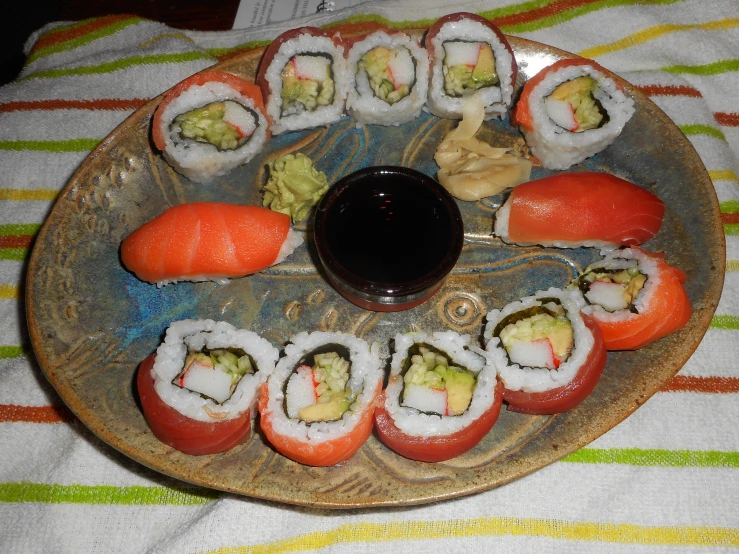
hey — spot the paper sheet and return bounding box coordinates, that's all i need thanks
[232,0,367,29]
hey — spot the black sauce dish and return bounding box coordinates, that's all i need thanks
[313,166,464,312]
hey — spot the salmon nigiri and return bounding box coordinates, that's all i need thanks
[575,247,691,350]
[121,202,303,287]
[494,172,664,248]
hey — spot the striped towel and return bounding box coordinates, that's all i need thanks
[1,0,738,552]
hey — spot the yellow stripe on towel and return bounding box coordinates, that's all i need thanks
[580,18,739,58]
[203,518,739,553]
[0,189,58,201]
[0,285,19,300]
[709,170,739,184]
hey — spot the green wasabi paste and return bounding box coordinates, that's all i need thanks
[262,153,329,222]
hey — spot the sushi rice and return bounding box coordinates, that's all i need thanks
[520,63,635,170]
[345,31,429,126]
[578,247,664,322]
[151,319,279,422]
[262,331,383,443]
[484,287,593,393]
[261,31,350,134]
[383,330,498,438]
[427,18,515,119]
[155,81,269,184]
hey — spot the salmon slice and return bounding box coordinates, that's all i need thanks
[496,172,664,248]
[121,202,297,286]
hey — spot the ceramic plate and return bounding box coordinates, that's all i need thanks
[26,33,724,508]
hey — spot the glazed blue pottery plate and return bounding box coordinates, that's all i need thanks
[25,34,724,508]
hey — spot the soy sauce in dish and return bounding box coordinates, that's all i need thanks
[323,172,456,286]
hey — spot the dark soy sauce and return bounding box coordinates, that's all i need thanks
[325,175,454,285]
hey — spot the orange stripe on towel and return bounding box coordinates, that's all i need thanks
[662,376,739,394]
[0,236,33,248]
[0,98,148,113]
[723,213,739,224]
[715,112,739,126]
[33,15,133,51]
[634,84,703,98]
[0,404,74,424]
[491,0,601,28]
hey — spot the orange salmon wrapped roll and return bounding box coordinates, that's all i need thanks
[512,58,634,169]
[152,71,269,184]
[137,319,279,456]
[258,332,383,466]
[121,202,303,287]
[574,247,692,350]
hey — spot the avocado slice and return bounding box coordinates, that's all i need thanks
[442,366,476,416]
[471,44,498,86]
[298,395,351,422]
[174,101,245,150]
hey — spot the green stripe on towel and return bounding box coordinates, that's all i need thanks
[27,18,145,64]
[0,224,40,236]
[663,58,739,75]
[0,249,27,261]
[0,482,218,505]
[563,448,739,467]
[492,0,684,34]
[21,52,214,80]
[679,124,727,141]
[711,315,739,329]
[725,224,739,236]
[721,200,739,213]
[0,346,26,359]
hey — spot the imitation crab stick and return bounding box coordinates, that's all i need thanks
[120,202,302,287]
[494,172,664,248]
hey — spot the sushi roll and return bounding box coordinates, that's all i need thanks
[256,27,349,135]
[120,202,304,287]
[344,30,429,126]
[484,288,607,415]
[136,319,279,455]
[425,12,517,120]
[258,332,383,466]
[152,70,270,184]
[512,59,635,170]
[574,247,691,350]
[493,172,664,249]
[374,331,503,462]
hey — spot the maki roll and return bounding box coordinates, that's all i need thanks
[136,320,279,455]
[374,331,503,463]
[493,172,664,249]
[574,247,691,350]
[425,12,517,120]
[344,30,429,126]
[484,288,607,415]
[258,332,383,466]
[257,27,349,134]
[513,59,635,169]
[121,202,303,287]
[152,70,269,184]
